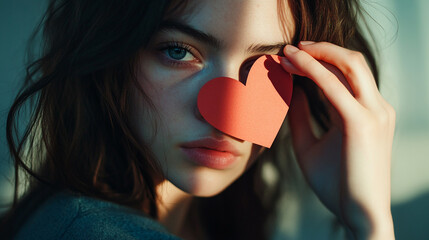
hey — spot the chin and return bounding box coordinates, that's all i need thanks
[188,184,228,197]
[171,168,241,197]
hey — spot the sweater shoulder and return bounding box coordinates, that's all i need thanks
[15,191,181,240]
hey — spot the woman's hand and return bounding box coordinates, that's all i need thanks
[280,42,396,239]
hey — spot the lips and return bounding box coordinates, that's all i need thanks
[180,138,241,169]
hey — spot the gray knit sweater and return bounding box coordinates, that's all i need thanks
[15,191,182,240]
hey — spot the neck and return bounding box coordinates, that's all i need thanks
[156,180,194,237]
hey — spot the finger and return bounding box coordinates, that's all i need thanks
[288,87,318,157]
[284,45,362,119]
[280,57,303,75]
[298,41,379,104]
[320,61,353,96]
[281,56,354,96]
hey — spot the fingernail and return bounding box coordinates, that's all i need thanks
[285,45,299,55]
[300,41,315,45]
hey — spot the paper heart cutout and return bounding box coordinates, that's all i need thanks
[197,55,293,148]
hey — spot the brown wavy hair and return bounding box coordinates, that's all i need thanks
[1,0,379,239]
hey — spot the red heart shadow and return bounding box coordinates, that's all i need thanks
[197,55,293,148]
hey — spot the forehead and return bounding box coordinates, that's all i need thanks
[169,0,294,49]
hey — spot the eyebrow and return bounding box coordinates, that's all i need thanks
[246,43,287,55]
[160,20,223,49]
[159,19,288,55]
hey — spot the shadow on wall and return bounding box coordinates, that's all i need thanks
[392,191,429,240]
[271,176,429,240]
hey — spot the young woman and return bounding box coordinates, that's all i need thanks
[1,0,396,239]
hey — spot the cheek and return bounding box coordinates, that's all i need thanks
[134,62,179,117]
[133,56,196,138]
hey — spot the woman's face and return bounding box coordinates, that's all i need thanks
[131,0,294,196]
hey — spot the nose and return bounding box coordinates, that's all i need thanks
[214,60,240,81]
[209,58,254,84]
[194,58,255,122]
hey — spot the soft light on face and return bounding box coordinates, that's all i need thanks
[130,0,294,197]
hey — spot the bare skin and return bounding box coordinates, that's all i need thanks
[132,0,396,239]
[133,0,291,238]
[282,42,396,239]
[156,43,397,240]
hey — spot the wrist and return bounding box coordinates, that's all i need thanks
[345,212,395,240]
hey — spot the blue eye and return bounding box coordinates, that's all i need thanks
[167,47,187,60]
[162,43,198,62]
[157,41,202,68]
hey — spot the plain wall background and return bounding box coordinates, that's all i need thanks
[0,0,47,203]
[1,0,428,239]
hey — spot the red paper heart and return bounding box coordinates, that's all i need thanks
[197,55,293,148]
